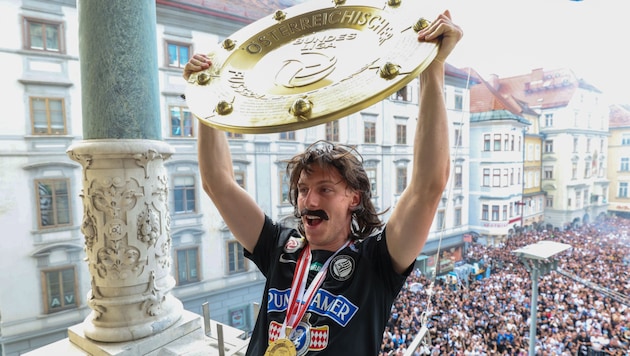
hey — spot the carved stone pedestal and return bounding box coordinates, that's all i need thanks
[67,139,182,343]
[67,310,207,356]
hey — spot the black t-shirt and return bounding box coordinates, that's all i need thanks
[576,333,591,356]
[244,216,411,355]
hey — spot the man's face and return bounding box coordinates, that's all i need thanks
[297,164,359,251]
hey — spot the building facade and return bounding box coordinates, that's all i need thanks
[522,127,546,231]
[494,68,610,229]
[607,104,630,218]
[468,113,530,245]
[468,74,533,245]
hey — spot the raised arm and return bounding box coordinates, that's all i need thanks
[385,10,463,274]
[184,54,264,253]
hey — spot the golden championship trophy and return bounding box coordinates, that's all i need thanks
[185,0,439,134]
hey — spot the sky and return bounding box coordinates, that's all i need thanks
[415,0,629,104]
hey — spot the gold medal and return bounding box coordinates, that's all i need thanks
[264,338,297,356]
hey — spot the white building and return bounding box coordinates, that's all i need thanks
[499,68,610,229]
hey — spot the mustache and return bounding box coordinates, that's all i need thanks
[299,209,329,221]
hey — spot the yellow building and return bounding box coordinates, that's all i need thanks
[522,115,546,230]
[607,104,630,218]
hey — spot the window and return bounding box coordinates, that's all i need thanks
[454,129,462,147]
[226,132,244,139]
[502,205,507,221]
[234,168,246,189]
[573,137,579,153]
[482,205,489,220]
[544,140,554,153]
[492,169,501,187]
[503,169,509,187]
[491,205,499,221]
[173,175,196,214]
[483,134,491,151]
[584,163,591,179]
[621,157,629,172]
[543,166,553,180]
[279,168,290,204]
[279,131,296,140]
[510,168,514,185]
[584,189,589,205]
[43,267,77,313]
[454,208,462,227]
[436,210,445,231]
[454,90,463,110]
[525,172,531,188]
[25,18,62,52]
[170,106,193,137]
[619,182,628,198]
[454,165,462,188]
[396,166,407,194]
[176,248,199,285]
[544,113,554,127]
[493,134,501,151]
[546,196,553,208]
[31,97,66,135]
[504,134,510,151]
[622,134,630,146]
[36,179,71,229]
[325,121,339,142]
[364,122,376,144]
[166,42,190,68]
[366,167,377,197]
[482,168,490,187]
[396,124,407,145]
[227,240,246,274]
[586,138,591,153]
[394,87,409,101]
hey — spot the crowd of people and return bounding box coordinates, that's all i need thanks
[380,216,630,355]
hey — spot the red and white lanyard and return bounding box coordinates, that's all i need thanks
[279,240,351,339]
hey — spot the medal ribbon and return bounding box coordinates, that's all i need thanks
[279,240,351,339]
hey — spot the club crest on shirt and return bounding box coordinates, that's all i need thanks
[330,255,355,281]
[284,235,305,253]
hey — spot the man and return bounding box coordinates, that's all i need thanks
[184,10,462,355]
[576,329,592,356]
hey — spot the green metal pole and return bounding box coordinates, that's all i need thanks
[78,0,161,140]
[529,263,539,356]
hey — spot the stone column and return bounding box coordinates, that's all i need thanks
[67,0,182,343]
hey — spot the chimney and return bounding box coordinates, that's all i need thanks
[488,74,500,90]
[531,68,544,81]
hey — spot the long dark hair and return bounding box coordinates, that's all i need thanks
[285,140,385,240]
